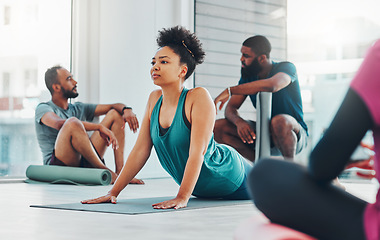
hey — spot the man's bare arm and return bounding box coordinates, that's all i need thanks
[94,103,126,116]
[230,72,291,96]
[224,94,247,126]
[94,103,139,132]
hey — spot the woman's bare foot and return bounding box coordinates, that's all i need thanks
[110,171,118,184]
[129,178,145,184]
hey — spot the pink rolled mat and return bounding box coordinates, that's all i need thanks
[234,213,316,240]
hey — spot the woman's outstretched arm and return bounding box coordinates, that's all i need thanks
[82,91,161,204]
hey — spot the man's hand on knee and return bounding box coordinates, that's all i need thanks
[236,120,256,144]
[98,125,119,150]
[122,108,139,133]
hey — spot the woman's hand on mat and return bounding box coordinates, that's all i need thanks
[98,125,119,150]
[81,193,117,204]
[152,197,189,210]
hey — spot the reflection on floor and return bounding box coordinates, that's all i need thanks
[0,177,377,240]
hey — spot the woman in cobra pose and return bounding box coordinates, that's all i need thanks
[82,26,252,209]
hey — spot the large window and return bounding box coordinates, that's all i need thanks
[0,0,71,177]
[288,0,380,145]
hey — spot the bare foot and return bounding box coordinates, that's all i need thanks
[333,178,346,191]
[110,172,118,184]
[129,178,145,184]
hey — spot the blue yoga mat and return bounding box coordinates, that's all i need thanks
[30,196,252,215]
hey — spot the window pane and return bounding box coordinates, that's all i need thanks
[288,0,380,146]
[0,0,71,177]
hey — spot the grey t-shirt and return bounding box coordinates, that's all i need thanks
[35,101,97,164]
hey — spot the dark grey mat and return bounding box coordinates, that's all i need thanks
[30,196,252,215]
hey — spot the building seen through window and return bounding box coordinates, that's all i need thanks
[0,0,71,176]
[288,0,380,145]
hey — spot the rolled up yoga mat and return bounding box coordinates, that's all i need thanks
[26,165,111,185]
[234,214,316,240]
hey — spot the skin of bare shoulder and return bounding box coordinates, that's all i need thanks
[146,89,163,118]
[187,87,215,110]
[187,86,211,98]
[186,87,215,122]
[186,87,216,143]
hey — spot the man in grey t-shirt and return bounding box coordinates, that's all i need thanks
[35,65,143,184]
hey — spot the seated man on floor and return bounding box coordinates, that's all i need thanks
[214,35,308,162]
[35,65,143,184]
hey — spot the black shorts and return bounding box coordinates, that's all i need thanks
[48,149,104,168]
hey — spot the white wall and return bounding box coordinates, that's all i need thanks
[195,0,287,120]
[71,0,194,178]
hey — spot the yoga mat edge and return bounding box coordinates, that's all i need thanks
[30,196,252,215]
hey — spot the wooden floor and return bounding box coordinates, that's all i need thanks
[0,177,377,240]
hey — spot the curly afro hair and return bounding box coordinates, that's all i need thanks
[156,26,205,80]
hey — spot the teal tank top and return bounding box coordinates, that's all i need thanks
[150,88,246,197]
